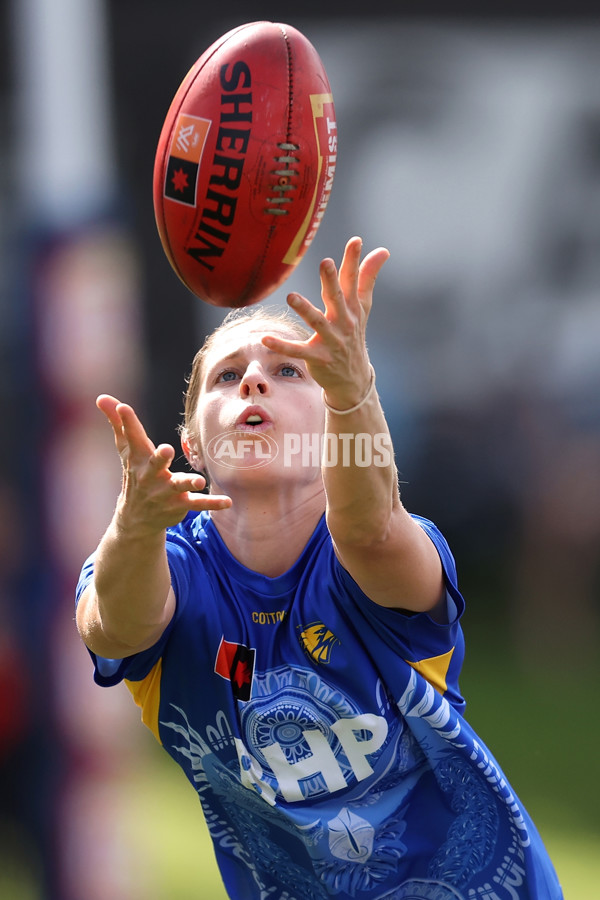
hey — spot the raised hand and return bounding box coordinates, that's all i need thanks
[97,394,232,535]
[261,236,389,409]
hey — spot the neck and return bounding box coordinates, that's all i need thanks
[209,480,326,577]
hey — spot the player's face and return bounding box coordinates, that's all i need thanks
[188,324,324,483]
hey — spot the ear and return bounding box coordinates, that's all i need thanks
[181,431,204,473]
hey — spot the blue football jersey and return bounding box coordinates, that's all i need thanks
[76,512,563,900]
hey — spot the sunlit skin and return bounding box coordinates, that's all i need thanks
[180,330,328,576]
[188,332,326,486]
[77,237,445,662]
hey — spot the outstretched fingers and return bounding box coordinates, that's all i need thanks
[189,492,233,511]
[261,293,330,362]
[96,394,156,466]
[262,238,390,379]
[96,395,233,528]
[116,402,157,464]
[96,394,127,454]
[357,246,390,302]
[337,236,363,308]
[320,237,389,322]
[169,468,232,511]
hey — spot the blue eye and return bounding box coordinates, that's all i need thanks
[219,371,238,382]
[280,365,300,377]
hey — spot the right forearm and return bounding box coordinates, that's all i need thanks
[77,395,231,658]
[78,515,174,657]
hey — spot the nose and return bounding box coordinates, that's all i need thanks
[239,361,269,397]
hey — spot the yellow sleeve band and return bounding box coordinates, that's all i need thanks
[125,658,163,744]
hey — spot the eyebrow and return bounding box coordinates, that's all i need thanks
[217,346,279,364]
[204,344,283,380]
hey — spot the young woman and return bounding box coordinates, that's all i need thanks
[76,237,563,900]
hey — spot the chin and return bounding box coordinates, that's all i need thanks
[208,457,322,492]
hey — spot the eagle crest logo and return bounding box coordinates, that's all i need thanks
[298,622,340,664]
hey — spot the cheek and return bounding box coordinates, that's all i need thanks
[305,393,326,430]
[196,394,225,444]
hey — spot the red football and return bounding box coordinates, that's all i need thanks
[153,21,337,308]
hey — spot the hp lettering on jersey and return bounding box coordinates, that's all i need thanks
[234,713,388,804]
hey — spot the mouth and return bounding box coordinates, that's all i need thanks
[235,406,272,432]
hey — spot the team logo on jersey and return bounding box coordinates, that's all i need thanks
[298,622,340,665]
[214,637,255,701]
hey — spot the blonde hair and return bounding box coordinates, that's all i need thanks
[181,305,311,438]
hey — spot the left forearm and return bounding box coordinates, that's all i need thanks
[322,376,399,545]
[322,381,444,613]
[263,235,443,611]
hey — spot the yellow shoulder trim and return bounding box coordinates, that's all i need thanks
[124,659,163,744]
[405,647,455,697]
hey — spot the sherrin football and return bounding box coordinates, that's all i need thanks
[153,21,337,308]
